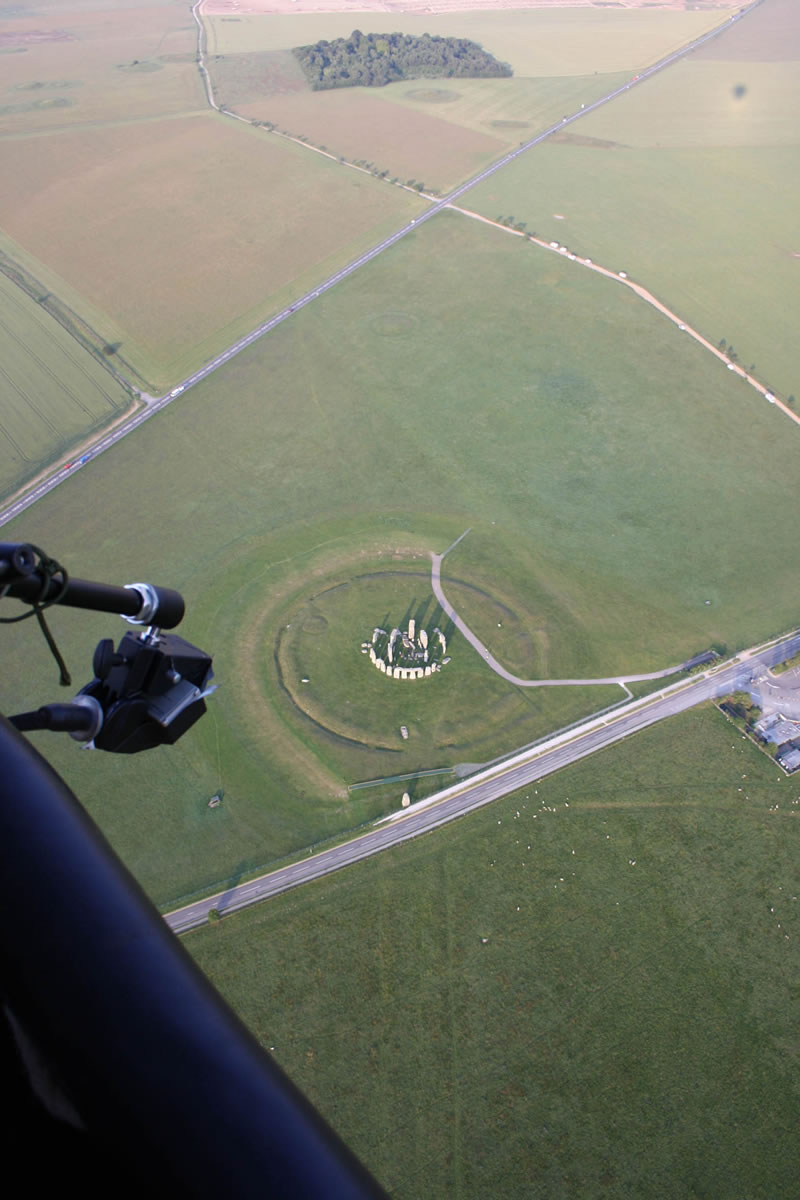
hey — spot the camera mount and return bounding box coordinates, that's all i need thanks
[1,542,215,753]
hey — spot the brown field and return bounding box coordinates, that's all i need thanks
[0,0,203,134]
[206,0,730,13]
[241,87,506,189]
[693,0,800,59]
[0,111,423,378]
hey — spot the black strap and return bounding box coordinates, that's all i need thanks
[0,544,72,686]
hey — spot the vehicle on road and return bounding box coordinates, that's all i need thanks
[170,386,184,398]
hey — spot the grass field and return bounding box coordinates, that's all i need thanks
[466,2,800,398]
[3,210,800,905]
[187,705,800,1198]
[0,270,131,497]
[0,111,424,387]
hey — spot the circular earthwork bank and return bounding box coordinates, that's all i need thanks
[370,311,419,338]
[269,565,537,755]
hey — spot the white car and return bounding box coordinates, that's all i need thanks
[170,386,184,397]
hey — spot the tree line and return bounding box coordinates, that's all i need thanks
[293,30,512,91]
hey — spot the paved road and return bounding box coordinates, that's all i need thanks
[431,531,703,687]
[165,627,799,934]
[0,3,756,531]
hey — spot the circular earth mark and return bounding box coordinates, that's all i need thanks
[406,87,460,103]
[302,613,329,634]
[370,311,419,338]
[275,569,534,752]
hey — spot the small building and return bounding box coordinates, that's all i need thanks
[777,743,800,773]
[755,713,800,746]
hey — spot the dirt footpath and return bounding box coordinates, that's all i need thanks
[204,0,732,17]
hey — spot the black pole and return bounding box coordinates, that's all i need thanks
[0,716,387,1198]
[1,560,185,630]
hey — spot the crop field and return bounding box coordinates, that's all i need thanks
[205,5,729,186]
[693,0,799,60]
[0,0,204,134]
[3,209,800,905]
[205,8,728,72]
[241,86,508,192]
[0,111,424,387]
[466,4,800,397]
[188,705,800,1199]
[0,271,130,498]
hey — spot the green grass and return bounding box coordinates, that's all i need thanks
[3,210,800,905]
[561,59,800,149]
[0,270,131,497]
[465,50,800,399]
[260,553,623,789]
[186,705,800,1199]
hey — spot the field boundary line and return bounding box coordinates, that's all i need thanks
[449,204,800,429]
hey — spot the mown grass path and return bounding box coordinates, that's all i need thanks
[431,530,702,688]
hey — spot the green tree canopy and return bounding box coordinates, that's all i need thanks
[293,30,512,91]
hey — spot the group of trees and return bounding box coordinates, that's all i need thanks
[293,30,512,91]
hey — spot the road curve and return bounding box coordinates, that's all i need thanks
[431,534,701,687]
[0,3,756,531]
[165,628,800,934]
